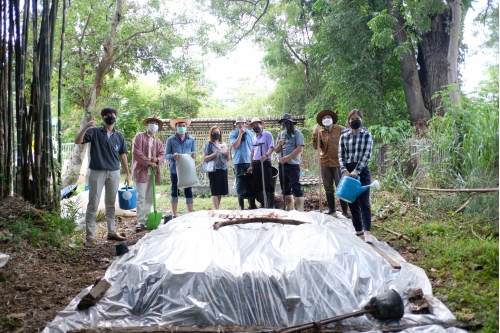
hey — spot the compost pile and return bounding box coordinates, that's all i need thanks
[44,210,457,332]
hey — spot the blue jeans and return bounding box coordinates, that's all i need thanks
[278,163,303,197]
[170,173,193,204]
[234,163,250,197]
[345,163,371,232]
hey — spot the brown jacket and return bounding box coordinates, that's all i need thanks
[132,131,165,184]
[311,125,345,167]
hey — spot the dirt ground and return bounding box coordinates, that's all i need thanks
[0,194,413,332]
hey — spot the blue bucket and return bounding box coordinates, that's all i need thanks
[118,185,137,210]
[336,176,362,203]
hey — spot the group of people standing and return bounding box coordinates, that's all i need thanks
[76,107,375,246]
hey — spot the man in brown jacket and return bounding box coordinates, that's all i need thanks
[312,110,351,218]
[132,115,165,231]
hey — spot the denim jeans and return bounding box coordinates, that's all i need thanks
[170,173,193,204]
[345,163,371,232]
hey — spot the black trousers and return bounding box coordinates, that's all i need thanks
[278,163,303,197]
[252,160,274,193]
[345,163,371,232]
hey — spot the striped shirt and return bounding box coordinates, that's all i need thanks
[338,127,373,173]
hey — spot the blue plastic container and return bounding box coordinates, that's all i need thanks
[336,176,364,203]
[118,185,137,210]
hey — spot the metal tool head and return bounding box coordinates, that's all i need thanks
[253,142,265,147]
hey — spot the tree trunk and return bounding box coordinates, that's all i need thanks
[61,0,123,187]
[390,4,431,125]
[417,12,451,117]
[446,0,462,105]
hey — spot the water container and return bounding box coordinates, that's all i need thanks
[118,185,137,210]
[336,176,362,203]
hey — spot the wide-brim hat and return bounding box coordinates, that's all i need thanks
[234,115,247,125]
[170,117,191,130]
[316,110,338,126]
[143,115,164,131]
[249,117,263,125]
[278,113,297,124]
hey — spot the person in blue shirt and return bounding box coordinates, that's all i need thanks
[165,117,196,217]
[229,115,256,210]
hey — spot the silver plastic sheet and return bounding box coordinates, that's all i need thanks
[44,210,458,332]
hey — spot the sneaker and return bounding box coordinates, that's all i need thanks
[107,233,126,241]
[364,234,374,244]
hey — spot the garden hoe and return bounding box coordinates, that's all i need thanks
[253,142,267,208]
[146,166,162,229]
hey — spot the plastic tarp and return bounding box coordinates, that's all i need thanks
[44,210,463,332]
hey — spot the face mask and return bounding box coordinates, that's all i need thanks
[253,126,261,133]
[177,127,187,135]
[104,116,116,125]
[211,133,220,140]
[350,119,362,129]
[148,123,158,133]
[280,123,287,130]
[322,118,333,127]
[238,125,243,129]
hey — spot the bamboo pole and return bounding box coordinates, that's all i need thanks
[317,128,322,212]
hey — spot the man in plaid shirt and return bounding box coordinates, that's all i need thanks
[339,109,374,243]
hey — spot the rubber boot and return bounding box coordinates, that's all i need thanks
[284,195,294,211]
[324,193,337,217]
[266,192,275,209]
[294,196,305,212]
[238,197,245,210]
[340,199,351,218]
[248,197,257,210]
[256,192,265,208]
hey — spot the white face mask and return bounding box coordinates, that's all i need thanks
[148,123,158,133]
[322,118,333,126]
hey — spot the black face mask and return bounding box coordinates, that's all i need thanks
[211,133,220,140]
[104,116,116,125]
[350,119,362,129]
[253,126,261,133]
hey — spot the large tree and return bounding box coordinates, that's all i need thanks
[61,0,208,186]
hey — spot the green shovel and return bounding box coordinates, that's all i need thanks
[147,166,162,229]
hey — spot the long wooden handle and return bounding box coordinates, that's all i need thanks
[317,130,322,212]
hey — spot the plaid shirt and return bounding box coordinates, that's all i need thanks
[338,127,373,173]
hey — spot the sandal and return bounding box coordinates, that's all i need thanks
[355,231,364,237]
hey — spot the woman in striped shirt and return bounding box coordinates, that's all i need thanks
[339,109,374,244]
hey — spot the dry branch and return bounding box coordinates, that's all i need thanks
[214,218,307,230]
[415,187,498,193]
[455,196,474,213]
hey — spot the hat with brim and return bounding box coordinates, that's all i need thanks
[170,117,191,130]
[234,115,247,125]
[249,117,263,126]
[316,110,338,126]
[278,113,297,124]
[143,115,164,131]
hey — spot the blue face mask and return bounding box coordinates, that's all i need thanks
[177,127,187,135]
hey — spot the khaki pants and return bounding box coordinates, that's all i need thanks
[321,166,342,194]
[85,169,120,239]
[135,174,154,224]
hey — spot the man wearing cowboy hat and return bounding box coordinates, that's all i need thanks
[274,113,305,211]
[230,115,257,210]
[132,115,165,231]
[247,117,275,208]
[312,110,351,218]
[165,117,196,217]
[75,106,129,246]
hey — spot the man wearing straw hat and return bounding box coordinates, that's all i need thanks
[312,110,351,218]
[247,117,275,208]
[230,115,257,210]
[132,115,165,232]
[165,117,196,217]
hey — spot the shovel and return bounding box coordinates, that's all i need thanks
[253,142,267,208]
[146,166,162,230]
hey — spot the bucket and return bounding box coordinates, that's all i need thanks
[118,185,137,210]
[238,173,256,199]
[336,176,361,203]
[271,166,279,189]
